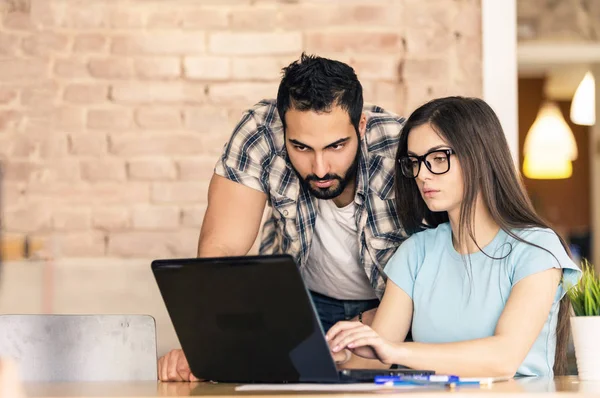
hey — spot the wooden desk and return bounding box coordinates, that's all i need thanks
[22,377,600,398]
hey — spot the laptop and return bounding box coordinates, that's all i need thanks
[151,254,434,383]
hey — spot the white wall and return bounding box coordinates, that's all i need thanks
[482,0,518,161]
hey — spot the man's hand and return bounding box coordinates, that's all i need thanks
[0,359,24,398]
[351,307,377,326]
[158,349,200,382]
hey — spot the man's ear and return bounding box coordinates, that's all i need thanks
[358,113,367,139]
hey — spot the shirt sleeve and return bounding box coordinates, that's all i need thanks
[214,111,272,193]
[510,229,582,297]
[383,234,423,299]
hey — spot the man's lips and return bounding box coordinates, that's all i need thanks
[313,180,334,188]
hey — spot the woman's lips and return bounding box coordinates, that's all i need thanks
[423,189,439,198]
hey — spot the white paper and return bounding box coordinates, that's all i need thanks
[459,376,511,384]
[235,383,418,392]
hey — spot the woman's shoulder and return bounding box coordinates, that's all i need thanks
[384,224,451,284]
[504,226,580,282]
[412,222,451,242]
[395,223,451,257]
[507,227,564,249]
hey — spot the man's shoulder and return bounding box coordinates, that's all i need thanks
[363,103,405,121]
[217,100,287,194]
[229,99,284,153]
[363,104,405,159]
[242,99,282,129]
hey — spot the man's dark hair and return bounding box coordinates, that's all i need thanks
[276,53,363,133]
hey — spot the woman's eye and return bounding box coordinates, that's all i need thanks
[434,156,447,163]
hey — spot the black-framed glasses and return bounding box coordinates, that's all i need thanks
[399,148,456,179]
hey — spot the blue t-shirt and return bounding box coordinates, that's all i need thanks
[384,222,581,377]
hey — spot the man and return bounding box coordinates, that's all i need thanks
[0,361,23,398]
[158,53,407,381]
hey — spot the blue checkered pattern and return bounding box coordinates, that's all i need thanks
[215,99,407,298]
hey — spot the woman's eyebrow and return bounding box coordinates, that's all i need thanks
[407,145,449,156]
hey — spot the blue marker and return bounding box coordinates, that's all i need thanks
[375,375,480,387]
[447,380,481,387]
[375,375,459,384]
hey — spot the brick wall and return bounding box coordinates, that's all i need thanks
[518,0,600,41]
[0,0,482,259]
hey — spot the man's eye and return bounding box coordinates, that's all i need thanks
[294,145,309,152]
[330,144,345,150]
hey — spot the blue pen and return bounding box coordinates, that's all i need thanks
[376,379,438,387]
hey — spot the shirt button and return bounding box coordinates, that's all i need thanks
[283,210,289,216]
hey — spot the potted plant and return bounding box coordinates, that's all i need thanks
[567,259,600,381]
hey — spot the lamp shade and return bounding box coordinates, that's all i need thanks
[522,102,578,180]
[523,152,572,179]
[523,102,578,160]
[570,71,595,126]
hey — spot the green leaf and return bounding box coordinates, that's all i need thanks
[571,300,584,317]
[567,259,600,316]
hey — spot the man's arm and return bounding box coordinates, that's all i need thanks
[198,174,267,257]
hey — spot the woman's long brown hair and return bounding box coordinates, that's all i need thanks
[394,96,571,375]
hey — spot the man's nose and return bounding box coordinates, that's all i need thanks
[312,154,330,178]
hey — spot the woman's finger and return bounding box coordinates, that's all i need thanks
[325,321,362,341]
[332,330,378,352]
[347,336,380,350]
[329,323,372,349]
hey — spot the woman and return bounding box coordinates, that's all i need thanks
[326,96,581,377]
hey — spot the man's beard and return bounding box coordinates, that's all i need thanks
[296,147,361,200]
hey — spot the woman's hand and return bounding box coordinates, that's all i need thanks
[325,321,402,365]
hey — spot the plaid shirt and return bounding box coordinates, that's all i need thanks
[214,99,407,298]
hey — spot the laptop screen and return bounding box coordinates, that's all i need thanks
[152,255,341,383]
